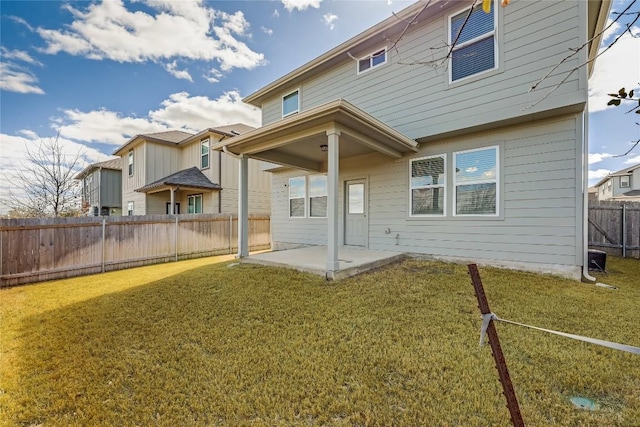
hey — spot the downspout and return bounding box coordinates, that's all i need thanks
[582,112,596,283]
[98,167,102,216]
[218,151,222,214]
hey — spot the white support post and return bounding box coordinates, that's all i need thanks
[170,187,175,215]
[238,155,249,258]
[326,129,340,273]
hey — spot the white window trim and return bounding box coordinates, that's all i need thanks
[188,194,204,214]
[288,176,306,218]
[127,201,134,216]
[309,175,328,218]
[448,0,498,84]
[356,47,388,75]
[201,138,210,170]
[453,145,499,217]
[409,154,447,217]
[620,175,630,188]
[282,88,300,118]
[128,150,134,177]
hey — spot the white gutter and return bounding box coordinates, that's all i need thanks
[222,145,241,160]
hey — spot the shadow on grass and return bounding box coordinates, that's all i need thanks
[4,258,640,426]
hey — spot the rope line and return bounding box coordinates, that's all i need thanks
[480,313,640,355]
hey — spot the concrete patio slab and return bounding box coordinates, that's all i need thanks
[241,245,405,280]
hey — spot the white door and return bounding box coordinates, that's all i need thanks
[344,179,367,246]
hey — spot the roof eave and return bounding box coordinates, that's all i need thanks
[242,1,436,107]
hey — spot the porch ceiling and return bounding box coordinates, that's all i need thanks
[215,99,418,172]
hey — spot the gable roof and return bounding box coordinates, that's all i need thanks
[243,0,611,107]
[75,157,122,179]
[594,163,640,187]
[113,125,255,156]
[135,167,221,193]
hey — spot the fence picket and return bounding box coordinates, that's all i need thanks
[0,213,270,287]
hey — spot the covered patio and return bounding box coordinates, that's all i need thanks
[215,99,418,279]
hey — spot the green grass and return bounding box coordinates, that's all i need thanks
[1,255,638,426]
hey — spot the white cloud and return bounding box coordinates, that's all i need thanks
[589,152,614,164]
[465,167,478,173]
[323,13,338,30]
[624,154,640,165]
[49,91,260,146]
[164,61,193,81]
[589,168,612,181]
[261,26,274,36]
[589,28,640,113]
[273,9,280,17]
[0,48,45,94]
[282,0,321,12]
[36,0,265,72]
[148,91,261,130]
[203,68,224,83]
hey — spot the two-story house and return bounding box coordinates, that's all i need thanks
[217,0,610,280]
[75,158,123,216]
[593,163,640,201]
[113,124,270,216]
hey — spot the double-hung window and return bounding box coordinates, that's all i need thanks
[282,89,300,117]
[128,150,134,176]
[620,176,630,188]
[201,139,210,169]
[454,146,498,215]
[410,155,446,216]
[309,175,327,218]
[358,48,387,74]
[188,194,203,214]
[127,201,134,216]
[289,177,306,217]
[449,1,497,82]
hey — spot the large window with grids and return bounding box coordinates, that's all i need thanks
[454,146,498,215]
[410,155,446,216]
[449,1,497,82]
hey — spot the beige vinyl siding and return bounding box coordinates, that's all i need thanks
[122,143,147,213]
[145,144,180,183]
[260,0,586,143]
[271,115,582,271]
[220,156,272,215]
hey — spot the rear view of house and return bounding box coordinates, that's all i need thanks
[113,124,271,216]
[219,0,611,279]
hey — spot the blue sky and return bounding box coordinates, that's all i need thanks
[1,0,639,213]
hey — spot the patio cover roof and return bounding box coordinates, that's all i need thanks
[135,167,221,194]
[213,99,418,169]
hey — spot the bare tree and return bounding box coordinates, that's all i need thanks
[6,133,85,218]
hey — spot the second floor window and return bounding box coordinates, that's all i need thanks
[449,1,497,82]
[282,89,299,117]
[128,150,134,176]
[357,48,387,74]
[620,176,630,188]
[201,138,210,169]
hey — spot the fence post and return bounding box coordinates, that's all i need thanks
[175,216,179,262]
[622,204,627,258]
[229,214,233,254]
[102,218,106,273]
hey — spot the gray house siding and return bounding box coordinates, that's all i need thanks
[100,168,122,207]
[271,114,582,274]
[261,0,586,143]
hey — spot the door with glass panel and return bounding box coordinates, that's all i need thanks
[344,179,367,246]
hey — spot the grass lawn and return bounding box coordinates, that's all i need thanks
[1,255,639,426]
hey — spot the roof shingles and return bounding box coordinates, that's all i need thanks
[136,167,221,193]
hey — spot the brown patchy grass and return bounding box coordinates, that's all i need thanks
[0,255,638,426]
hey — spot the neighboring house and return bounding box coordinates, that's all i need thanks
[217,0,611,280]
[593,163,640,201]
[112,124,270,216]
[75,158,123,216]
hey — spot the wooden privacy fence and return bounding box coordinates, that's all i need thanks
[588,201,640,259]
[0,214,270,287]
